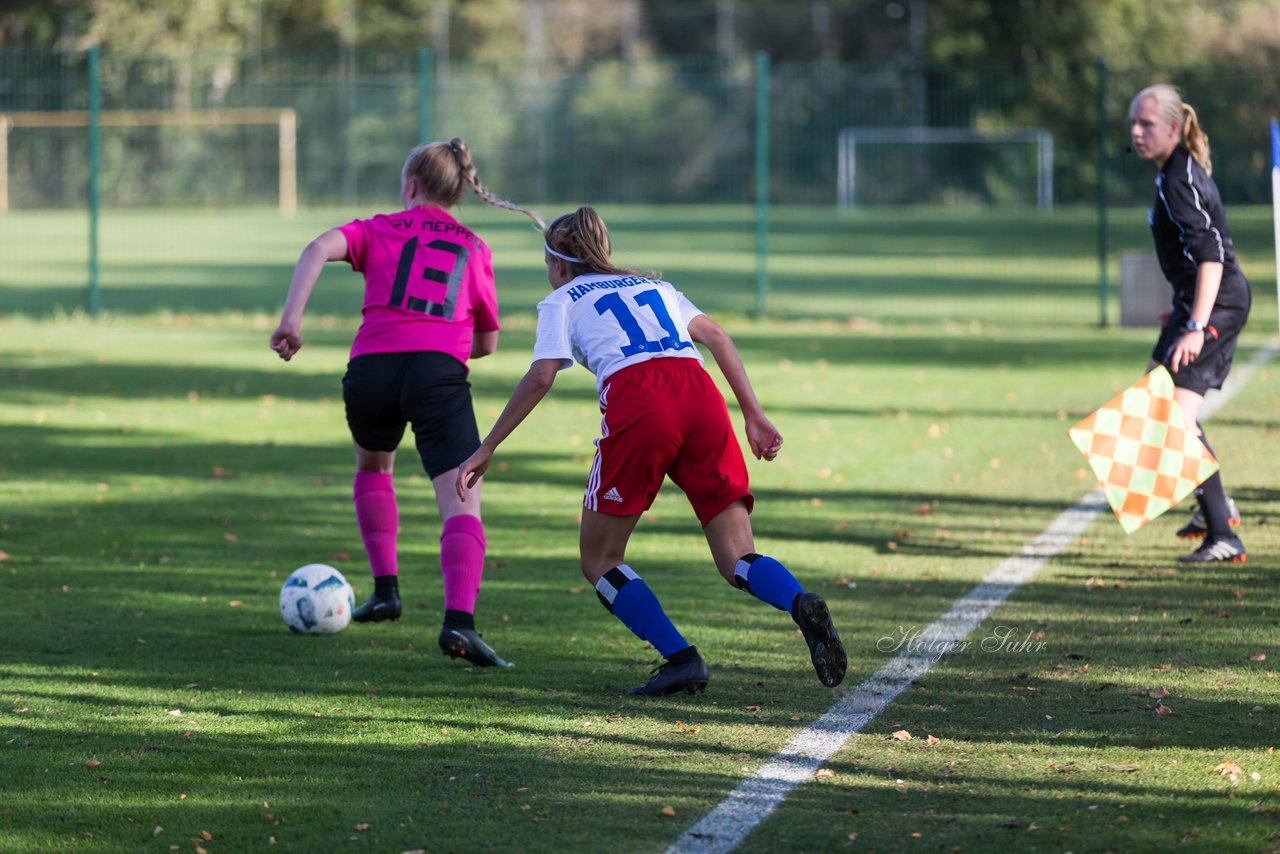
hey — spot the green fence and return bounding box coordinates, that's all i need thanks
[0,48,1276,324]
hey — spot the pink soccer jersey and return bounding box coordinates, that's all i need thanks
[339,206,498,365]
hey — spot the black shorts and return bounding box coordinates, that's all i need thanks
[342,351,481,479]
[1151,301,1250,396]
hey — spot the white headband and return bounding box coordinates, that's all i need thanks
[544,243,583,264]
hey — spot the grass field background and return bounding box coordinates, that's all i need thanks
[1,205,1279,852]
[2,204,1277,327]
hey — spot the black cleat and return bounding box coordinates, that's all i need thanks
[438,627,514,667]
[792,592,846,688]
[1175,496,1240,539]
[1177,535,1246,564]
[627,649,709,696]
[352,590,402,623]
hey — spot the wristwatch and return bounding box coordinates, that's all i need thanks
[1184,319,1207,333]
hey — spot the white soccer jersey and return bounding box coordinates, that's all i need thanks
[531,274,705,391]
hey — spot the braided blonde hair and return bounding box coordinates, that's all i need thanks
[402,137,545,228]
[1131,84,1212,174]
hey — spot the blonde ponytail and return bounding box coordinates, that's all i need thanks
[446,138,546,230]
[1180,104,1212,175]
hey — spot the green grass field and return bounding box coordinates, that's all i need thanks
[1,206,1279,852]
[2,204,1277,327]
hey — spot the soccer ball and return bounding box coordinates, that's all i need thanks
[279,564,355,635]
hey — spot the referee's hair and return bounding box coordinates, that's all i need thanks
[1131,84,1212,175]
[402,138,545,229]
[544,205,658,279]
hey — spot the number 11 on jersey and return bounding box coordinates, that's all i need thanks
[594,289,694,358]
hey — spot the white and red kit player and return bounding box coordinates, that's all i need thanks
[456,205,846,695]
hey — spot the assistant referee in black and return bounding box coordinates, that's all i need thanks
[1128,83,1250,564]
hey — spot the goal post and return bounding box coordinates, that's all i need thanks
[0,107,297,215]
[837,126,1053,212]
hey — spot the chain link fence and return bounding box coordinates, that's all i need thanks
[1,48,1276,323]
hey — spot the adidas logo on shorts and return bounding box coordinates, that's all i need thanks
[602,487,623,502]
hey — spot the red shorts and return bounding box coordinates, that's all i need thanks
[585,358,753,527]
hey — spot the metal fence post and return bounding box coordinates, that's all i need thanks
[1095,56,1108,328]
[87,44,101,317]
[754,51,769,318]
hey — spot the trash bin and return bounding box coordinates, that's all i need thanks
[1119,252,1170,327]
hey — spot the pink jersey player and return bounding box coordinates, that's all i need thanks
[271,137,541,668]
[456,205,847,696]
[342,204,498,365]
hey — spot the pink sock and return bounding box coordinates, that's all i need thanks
[353,471,398,578]
[440,514,486,614]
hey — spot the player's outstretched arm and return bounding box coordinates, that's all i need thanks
[687,314,783,461]
[270,228,348,361]
[456,359,562,500]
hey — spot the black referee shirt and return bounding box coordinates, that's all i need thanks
[1149,146,1250,312]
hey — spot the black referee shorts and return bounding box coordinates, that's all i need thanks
[342,351,481,479]
[1152,302,1250,396]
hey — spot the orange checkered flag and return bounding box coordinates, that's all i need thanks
[1068,366,1218,533]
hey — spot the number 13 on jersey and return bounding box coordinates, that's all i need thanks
[390,236,469,319]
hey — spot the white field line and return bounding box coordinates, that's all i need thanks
[668,339,1278,854]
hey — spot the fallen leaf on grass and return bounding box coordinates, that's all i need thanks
[197,831,213,841]
[1248,653,1266,662]
[1215,760,1243,784]
[1148,687,1171,698]
[1097,763,1140,773]
[1048,762,1081,773]
[661,806,676,817]
[84,758,101,769]
[925,735,941,746]
[815,768,836,779]
[891,730,912,741]
[1155,703,1175,716]
[354,823,369,831]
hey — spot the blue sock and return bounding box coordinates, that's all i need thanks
[733,553,803,612]
[594,565,689,658]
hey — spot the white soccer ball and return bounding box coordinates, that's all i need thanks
[279,564,355,635]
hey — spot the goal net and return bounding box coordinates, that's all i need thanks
[0,108,297,214]
[837,126,1053,211]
